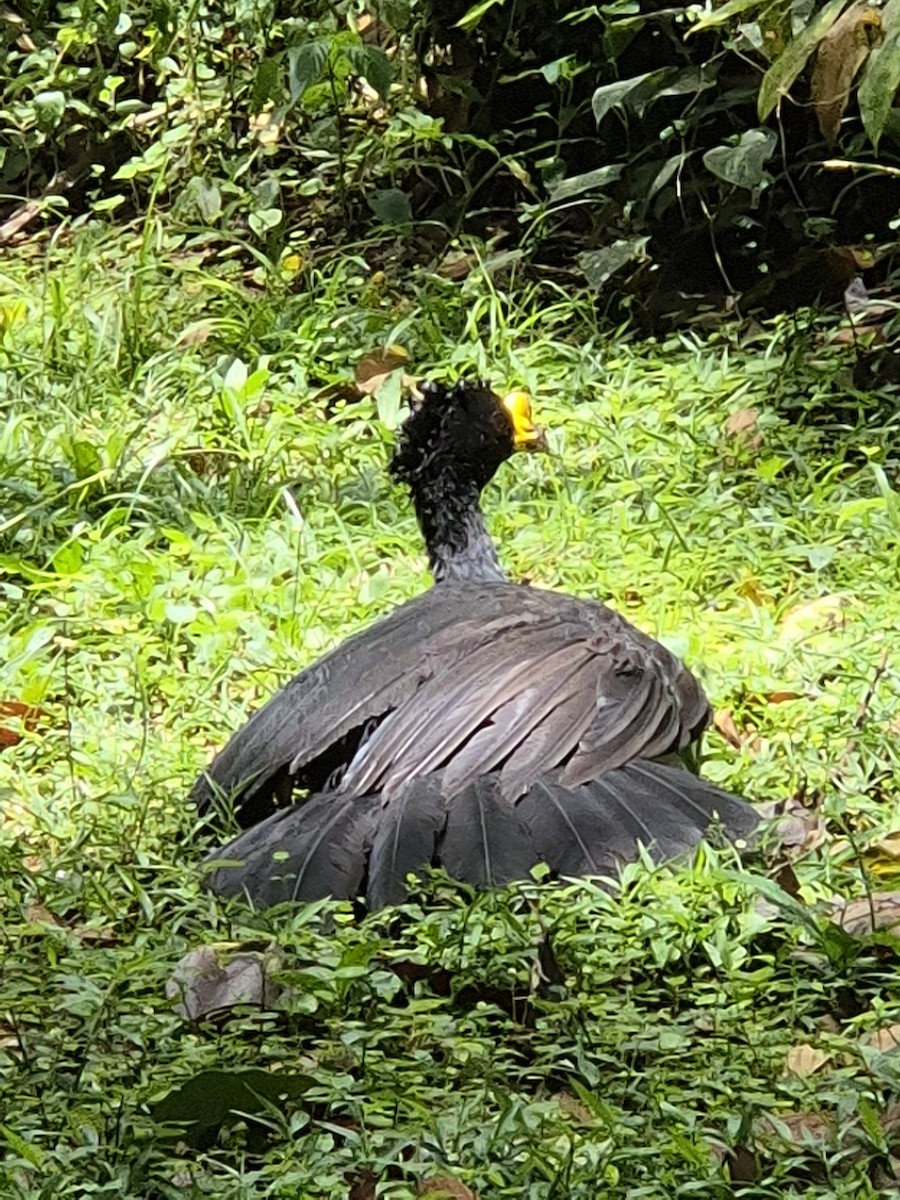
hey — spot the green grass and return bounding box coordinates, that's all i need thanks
[2,223,900,1197]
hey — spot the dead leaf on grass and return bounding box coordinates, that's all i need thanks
[418,1178,477,1200]
[354,345,409,396]
[756,796,827,855]
[0,699,49,749]
[867,1023,900,1053]
[832,892,900,937]
[784,1043,832,1077]
[166,943,284,1021]
[714,708,762,752]
[723,407,761,448]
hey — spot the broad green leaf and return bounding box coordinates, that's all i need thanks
[456,0,506,30]
[248,207,283,236]
[367,187,412,225]
[858,0,900,147]
[578,236,649,287]
[287,39,329,103]
[549,165,623,202]
[345,44,394,99]
[591,73,653,124]
[703,127,777,189]
[758,0,853,119]
[33,90,66,127]
[250,57,282,112]
[687,0,767,35]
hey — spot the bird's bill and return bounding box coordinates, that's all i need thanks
[502,390,547,451]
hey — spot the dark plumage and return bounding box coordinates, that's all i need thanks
[195,378,757,908]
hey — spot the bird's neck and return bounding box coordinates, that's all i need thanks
[409,466,506,584]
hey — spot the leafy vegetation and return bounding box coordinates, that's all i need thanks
[3,0,899,320]
[1,223,900,1195]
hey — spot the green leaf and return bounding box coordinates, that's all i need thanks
[195,179,221,222]
[687,0,769,36]
[288,40,329,103]
[578,236,649,287]
[248,207,283,236]
[33,90,66,127]
[549,165,623,202]
[591,73,654,125]
[758,0,852,119]
[367,188,412,225]
[858,0,900,148]
[456,0,506,30]
[346,44,394,99]
[703,128,777,190]
[250,57,282,112]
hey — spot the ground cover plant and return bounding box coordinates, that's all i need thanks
[1,224,900,1197]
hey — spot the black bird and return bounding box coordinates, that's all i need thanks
[194,379,757,908]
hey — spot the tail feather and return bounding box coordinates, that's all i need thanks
[439,777,541,888]
[202,793,377,907]
[519,760,757,879]
[366,779,449,910]
[202,761,757,910]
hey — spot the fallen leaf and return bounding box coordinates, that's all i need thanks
[166,943,285,1020]
[714,708,744,750]
[418,1179,476,1200]
[724,407,761,448]
[760,1110,833,1145]
[355,345,409,396]
[0,700,49,749]
[811,3,881,147]
[24,904,64,927]
[833,892,900,937]
[868,1024,900,1053]
[756,797,827,855]
[556,1091,593,1124]
[784,1043,831,1077]
[871,832,900,860]
[714,708,762,752]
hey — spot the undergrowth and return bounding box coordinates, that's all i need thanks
[1,223,900,1197]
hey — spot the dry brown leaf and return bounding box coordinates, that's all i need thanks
[811,3,882,147]
[418,1177,477,1200]
[166,943,284,1020]
[556,1091,593,1124]
[724,407,761,447]
[784,1043,831,1077]
[833,892,900,937]
[177,323,213,347]
[714,708,762,752]
[354,345,409,396]
[759,1110,833,1145]
[757,797,827,855]
[0,699,48,749]
[868,1024,900,1053]
[436,250,474,280]
[24,904,64,927]
[767,690,803,704]
[872,832,900,860]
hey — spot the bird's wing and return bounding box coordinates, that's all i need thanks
[192,580,711,820]
[338,585,710,802]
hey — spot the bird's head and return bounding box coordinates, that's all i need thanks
[389,378,545,492]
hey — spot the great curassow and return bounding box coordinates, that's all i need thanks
[193,379,757,908]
